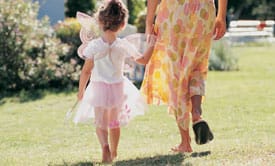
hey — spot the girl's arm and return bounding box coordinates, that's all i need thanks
[146,0,159,34]
[135,45,154,65]
[77,59,94,100]
[214,0,228,40]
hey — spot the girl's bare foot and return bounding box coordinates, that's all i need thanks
[102,144,112,163]
[111,151,117,161]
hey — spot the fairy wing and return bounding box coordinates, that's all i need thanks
[76,11,100,59]
[123,33,156,81]
[124,33,156,54]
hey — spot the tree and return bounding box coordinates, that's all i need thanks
[65,0,96,17]
[252,0,275,20]
[127,0,146,24]
[227,0,275,20]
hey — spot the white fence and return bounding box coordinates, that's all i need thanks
[225,20,275,42]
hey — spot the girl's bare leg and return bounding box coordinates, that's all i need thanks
[108,107,120,160]
[96,127,112,163]
[95,107,111,163]
[109,127,120,160]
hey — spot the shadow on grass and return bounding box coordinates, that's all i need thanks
[53,151,211,166]
[56,153,189,166]
[53,161,95,166]
[115,153,187,166]
[0,88,76,105]
[0,90,44,105]
[191,151,211,158]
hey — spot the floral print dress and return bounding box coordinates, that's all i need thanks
[141,0,216,130]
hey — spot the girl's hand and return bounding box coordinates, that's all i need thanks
[213,17,227,40]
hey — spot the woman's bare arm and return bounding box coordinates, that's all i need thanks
[146,0,159,34]
[214,0,228,40]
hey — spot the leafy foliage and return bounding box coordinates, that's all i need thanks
[227,0,275,20]
[0,0,78,92]
[54,18,83,79]
[135,14,146,33]
[65,0,96,17]
[209,40,238,71]
[127,0,146,24]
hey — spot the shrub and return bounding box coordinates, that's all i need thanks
[135,14,146,33]
[209,39,239,71]
[54,18,83,67]
[54,18,84,89]
[0,0,75,92]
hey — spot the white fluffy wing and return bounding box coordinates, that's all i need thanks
[76,11,99,58]
[123,33,156,81]
[124,33,156,54]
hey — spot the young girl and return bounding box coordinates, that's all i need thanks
[73,0,155,163]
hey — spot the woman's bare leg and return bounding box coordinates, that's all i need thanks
[172,125,193,153]
[191,95,202,122]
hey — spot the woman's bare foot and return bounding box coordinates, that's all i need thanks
[171,135,192,153]
[102,144,112,163]
[171,143,192,153]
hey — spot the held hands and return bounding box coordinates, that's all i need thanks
[213,17,227,40]
[146,24,157,36]
[77,91,84,101]
[146,24,157,46]
[134,24,157,65]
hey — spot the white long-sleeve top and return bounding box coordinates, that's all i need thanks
[82,37,142,83]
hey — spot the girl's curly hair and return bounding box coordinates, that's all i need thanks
[97,0,128,32]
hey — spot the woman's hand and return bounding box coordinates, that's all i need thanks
[146,24,157,44]
[214,0,228,40]
[213,17,227,40]
[146,24,154,35]
[77,91,84,101]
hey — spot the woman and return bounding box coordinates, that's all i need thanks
[141,0,227,152]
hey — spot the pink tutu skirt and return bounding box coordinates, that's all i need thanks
[73,77,147,129]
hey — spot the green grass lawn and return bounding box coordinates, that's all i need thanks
[1,45,275,166]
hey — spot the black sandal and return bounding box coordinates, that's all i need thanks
[192,120,214,145]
